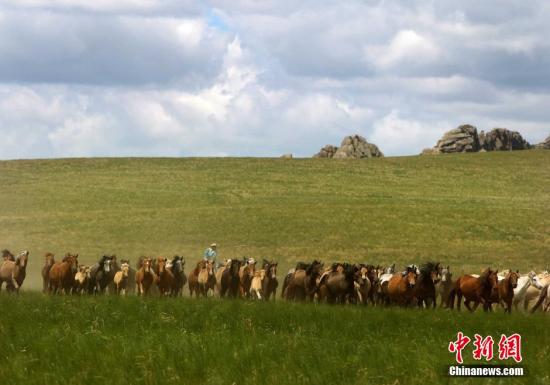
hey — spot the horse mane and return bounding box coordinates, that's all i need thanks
[2,249,15,261]
[479,268,494,287]
[419,262,438,275]
[306,261,321,275]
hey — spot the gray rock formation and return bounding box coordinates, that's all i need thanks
[479,128,531,151]
[314,145,338,158]
[314,135,383,159]
[432,124,481,154]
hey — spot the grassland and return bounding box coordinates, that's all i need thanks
[1,152,550,384]
[0,151,549,290]
[1,294,549,385]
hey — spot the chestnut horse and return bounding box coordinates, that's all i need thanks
[449,268,499,312]
[136,257,155,296]
[42,253,55,293]
[261,260,278,301]
[188,260,205,297]
[49,253,79,295]
[216,259,241,298]
[413,262,441,308]
[496,270,519,313]
[386,266,418,306]
[239,258,256,298]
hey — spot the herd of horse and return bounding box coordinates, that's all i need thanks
[1,249,550,313]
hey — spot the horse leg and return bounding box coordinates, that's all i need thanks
[464,300,474,312]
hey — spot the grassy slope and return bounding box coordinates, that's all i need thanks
[0,151,549,289]
[1,294,548,385]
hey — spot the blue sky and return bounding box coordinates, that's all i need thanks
[0,0,549,159]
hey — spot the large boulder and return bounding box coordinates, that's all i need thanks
[432,124,481,154]
[479,128,531,151]
[535,135,550,149]
[333,135,384,159]
[314,145,339,158]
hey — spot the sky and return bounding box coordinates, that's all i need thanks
[1,0,549,159]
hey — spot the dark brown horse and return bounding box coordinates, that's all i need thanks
[136,257,155,296]
[48,253,78,295]
[449,268,499,312]
[239,258,256,298]
[41,252,55,293]
[216,259,241,298]
[169,256,186,296]
[283,260,323,301]
[89,255,116,294]
[156,257,174,296]
[413,262,441,308]
[318,263,358,304]
[496,270,519,313]
[261,259,278,301]
[386,266,418,306]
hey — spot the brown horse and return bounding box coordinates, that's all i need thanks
[113,262,130,295]
[261,259,278,301]
[216,259,241,298]
[49,253,79,295]
[239,258,256,298]
[449,268,499,312]
[496,270,519,313]
[198,260,216,297]
[386,267,418,306]
[283,260,323,301]
[156,257,174,296]
[42,252,55,293]
[413,262,441,308]
[0,250,29,293]
[136,257,155,296]
[188,260,205,297]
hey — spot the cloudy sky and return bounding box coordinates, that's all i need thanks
[1,0,549,159]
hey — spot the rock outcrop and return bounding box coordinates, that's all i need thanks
[423,125,533,154]
[314,135,383,159]
[535,135,550,149]
[479,128,531,151]
[314,145,339,158]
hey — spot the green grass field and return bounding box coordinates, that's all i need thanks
[0,151,549,289]
[0,294,548,385]
[1,151,549,385]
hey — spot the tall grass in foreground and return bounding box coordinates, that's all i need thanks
[0,294,548,385]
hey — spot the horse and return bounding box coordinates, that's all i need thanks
[436,266,452,308]
[74,265,91,294]
[156,257,174,297]
[363,265,379,305]
[136,257,155,296]
[113,262,130,295]
[0,250,29,293]
[41,252,55,293]
[520,272,550,310]
[188,260,205,297]
[283,260,323,301]
[250,270,265,299]
[448,268,499,312]
[169,256,186,296]
[197,260,216,297]
[48,253,79,295]
[239,258,257,298]
[318,263,358,304]
[530,284,550,313]
[89,255,116,294]
[216,258,241,298]
[385,266,418,306]
[261,260,278,301]
[494,270,519,313]
[413,262,441,308]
